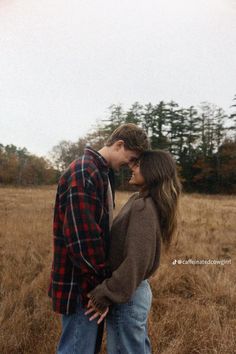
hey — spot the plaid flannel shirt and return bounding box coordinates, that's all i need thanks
[48,147,111,314]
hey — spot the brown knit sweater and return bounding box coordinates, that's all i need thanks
[89,192,162,312]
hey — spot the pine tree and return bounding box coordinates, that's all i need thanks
[124,102,143,125]
[151,101,169,149]
[229,94,236,140]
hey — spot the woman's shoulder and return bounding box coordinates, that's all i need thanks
[132,193,157,217]
[118,192,157,219]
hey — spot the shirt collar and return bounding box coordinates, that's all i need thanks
[84,147,109,172]
[138,189,150,198]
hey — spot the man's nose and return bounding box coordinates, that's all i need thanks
[128,161,134,169]
[130,165,137,173]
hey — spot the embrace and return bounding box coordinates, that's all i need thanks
[48,123,181,354]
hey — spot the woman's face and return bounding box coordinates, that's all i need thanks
[129,161,145,186]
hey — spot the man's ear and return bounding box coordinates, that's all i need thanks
[114,140,125,151]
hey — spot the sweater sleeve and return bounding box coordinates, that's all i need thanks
[88,198,161,311]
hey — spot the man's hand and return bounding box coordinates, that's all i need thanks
[85,299,109,324]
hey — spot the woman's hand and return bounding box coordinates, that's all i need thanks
[85,299,109,324]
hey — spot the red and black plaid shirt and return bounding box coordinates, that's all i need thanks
[48,148,111,314]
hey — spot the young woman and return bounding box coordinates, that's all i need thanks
[85,150,181,354]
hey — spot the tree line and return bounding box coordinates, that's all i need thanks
[0,144,59,185]
[1,96,236,193]
[51,97,236,194]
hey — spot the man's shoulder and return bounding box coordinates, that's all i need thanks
[59,155,104,190]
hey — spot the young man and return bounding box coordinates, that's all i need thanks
[48,123,149,354]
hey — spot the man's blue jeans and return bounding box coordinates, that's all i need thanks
[57,280,152,354]
[57,296,101,354]
[106,280,152,354]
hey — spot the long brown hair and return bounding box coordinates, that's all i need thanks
[139,150,181,250]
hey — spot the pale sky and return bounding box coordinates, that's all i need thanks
[0,0,236,156]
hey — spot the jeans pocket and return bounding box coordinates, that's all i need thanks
[127,281,152,323]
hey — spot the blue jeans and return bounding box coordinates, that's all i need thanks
[57,280,152,354]
[106,280,153,354]
[57,296,101,354]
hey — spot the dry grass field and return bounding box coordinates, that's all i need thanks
[0,186,235,354]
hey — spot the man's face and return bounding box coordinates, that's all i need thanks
[110,141,140,171]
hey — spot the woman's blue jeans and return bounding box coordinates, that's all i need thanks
[57,280,152,354]
[106,280,152,354]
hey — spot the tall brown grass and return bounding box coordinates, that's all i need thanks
[0,187,235,353]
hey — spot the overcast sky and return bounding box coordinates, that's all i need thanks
[0,0,236,156]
